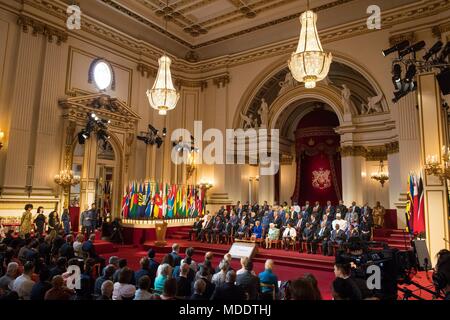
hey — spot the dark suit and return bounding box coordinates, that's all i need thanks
[170,251,182,267]
[176,276,191,297]
[299,227,314,253]
[189,220,203,241]
[236,271,260,300]
[199,219,214,242]
[210,219,224,243]
[148,258,159,288]
[210,283,246,300]
[59,242,75,260]
[273,216,283,229]
[312,226,331,255]
[327,229,346,256]
[236,225,248,239]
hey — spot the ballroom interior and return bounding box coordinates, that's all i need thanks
[0,0,450,281]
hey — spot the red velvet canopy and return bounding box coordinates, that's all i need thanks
[291,109,342,206]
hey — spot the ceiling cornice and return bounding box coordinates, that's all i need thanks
[10,0,450,76]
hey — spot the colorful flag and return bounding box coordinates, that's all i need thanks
[175,184,181,218]
[137,183,146,218]
[144,182,152,218]
[129,182,138,219]
[415,175,426,235]
[167,184,176,218]
[412,175,419,234]
[181,185,187,217]
[405,175,413,234]
[121,186,129,219]
[152,183,161,219]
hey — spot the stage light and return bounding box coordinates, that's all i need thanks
[405,64,416,83]
[162,127,167,137]
[392,64,402,91]
[382,40,410,57]
[78,130,90,144]
[399,41,426,58]
[423,41,443,61]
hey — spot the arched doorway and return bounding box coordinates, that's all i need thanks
[290,108,341,205]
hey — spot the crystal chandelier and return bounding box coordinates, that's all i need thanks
[288,1,332,89]
[371,160,389,187]
[54,168,80,188]
[146,1,179,115]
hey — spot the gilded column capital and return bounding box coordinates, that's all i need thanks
[385,141,400,154]
[340,146,366,157]
[432,21,450,38]
[137,63,157,78]
[388,32,415,46]
[212,75,230,88]
[17,15,68,45]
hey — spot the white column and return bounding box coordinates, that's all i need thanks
[258,164,274,205]
[341,147,365,205]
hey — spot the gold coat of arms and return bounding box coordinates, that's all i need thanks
[312,168,331,190]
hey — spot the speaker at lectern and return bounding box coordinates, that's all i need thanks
[228,241,257,259]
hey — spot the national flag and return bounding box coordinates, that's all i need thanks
[137,183,146,218]
[188,186,195,217]
[145,182,152,218]
[121,185,129,219]
[167,184,176,218]
[412,175,419,234]
[415,175,426,235]
[405,175,413,234]
[129,182,138,219]
[152,183,161,219]
[175,184,181,218]
[181,185,187,217]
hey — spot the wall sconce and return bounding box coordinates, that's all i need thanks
[0,129,4,150]
[198,182,213,190]
[371,160,389,187]
[425,146,450,180]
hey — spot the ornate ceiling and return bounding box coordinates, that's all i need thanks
[80,0,417,60]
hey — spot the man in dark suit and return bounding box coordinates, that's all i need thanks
[211,270,246,300]
[336,200,347,217]
[188,217,203,241]
[299,223,314,253]
[273,211,283,229]
[236,261,260,300]
[236,220,248,240]
[59,235,75,260]
[194,266,215,299]
[313,201,323,221]
[209,216,224,243]
[295,213,306,236]
[190,279,208,300]
[220,218,233,243]
[312,222,331,255]
[147,248,159,288]
[176,263,192,298]
[82,233,106,269]
[170,243,182,267]
[325,200,335,220]
[361,202,373,224]
[349,201,361,222]
[327,224,346,256]
[199,215,214,243]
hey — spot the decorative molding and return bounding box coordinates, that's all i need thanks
[17,14,68,44]
[340,145,367,158]
[280,153,294,165]
[212,75,230,88]
[385,141,399,154]
[137,63,157,78]
[388,32,415,46]
[365,146,388,161]
[174,79,208,91]
[432,21,450,38]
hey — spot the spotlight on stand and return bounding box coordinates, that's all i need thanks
[399,41,426,58]
[382,40,410,57]
[423,41,443,61]
[77,113,111,145]
[392,63,402,91]
[137,124,165,148]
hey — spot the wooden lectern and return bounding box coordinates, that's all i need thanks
[154,220,168,247]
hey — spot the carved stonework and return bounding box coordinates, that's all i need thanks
[385,141,399,154]
[280,153,294,165]
[365,146,388,161]
[340,146,366,157]
[137,63,157,78]
[212,75,230,88]
[389,32,415,46]
[432,22,450,38]
[17,15,68,45]
[174,79,208,91]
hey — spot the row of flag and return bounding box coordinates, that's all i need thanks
[121,182,206,220]
[405,173,425,235]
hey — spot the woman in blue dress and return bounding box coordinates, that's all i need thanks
[61,208,71,235]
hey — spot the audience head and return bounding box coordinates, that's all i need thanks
[265,259,274,271]
[6,262,19,278]
[223,253,231,262]
[160,263,172,277]
[332,278,359,300]
[39,267,51,282]
[66,234,73,243]
[303,273,323,300]
[185,247,194,258]
[138,276,151,291]
[23,261,35,275]
[245,260,254,272]
[163,278,177,298]
[51,275,65,289]
[225,270,236,284]
[162,253,174,267]
[334,263,351,278]
[56,257,67,269]
[89,233,96,242]
[118,267,133,284]
[205,252,214,261]
[25,204,33,211]
[108,256,120,267]
[37,206,44,214]
[140,257,150,270]
[118,259,128,269]
[180,263,190,277]
[76,233,84,243]
[194,279,206,295]
[172,243,180,253]
[103,265,116,278]
[288,278,318,300]
[101,280,114,298]
[240,257,249,269]
[147,248,156,259]
[219,259,230,272]
[335,224,340,230]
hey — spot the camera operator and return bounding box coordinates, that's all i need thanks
[433,249,450,300]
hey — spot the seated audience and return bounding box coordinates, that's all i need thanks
[265,223,280,249]
[94,264,115,296]
[30,267,52,300]
[0,262,19,291]
[170,243,182,267]
[211,260,230,287]
[154,263,171,295]
[44,275,74,300]
[97,280,113,300]
[258,259,278,300]
[282,222,297,250]
[188,217,202,241]
[134,276,157,300]
[160,278,177,300]
[190,279,207,300]
[236,260,259,300]
[211,270,246,300]
[112,267,136,300]
[11,261,35,300]
[176,263,192,298]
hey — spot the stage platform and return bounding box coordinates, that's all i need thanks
[143,239,335,271]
